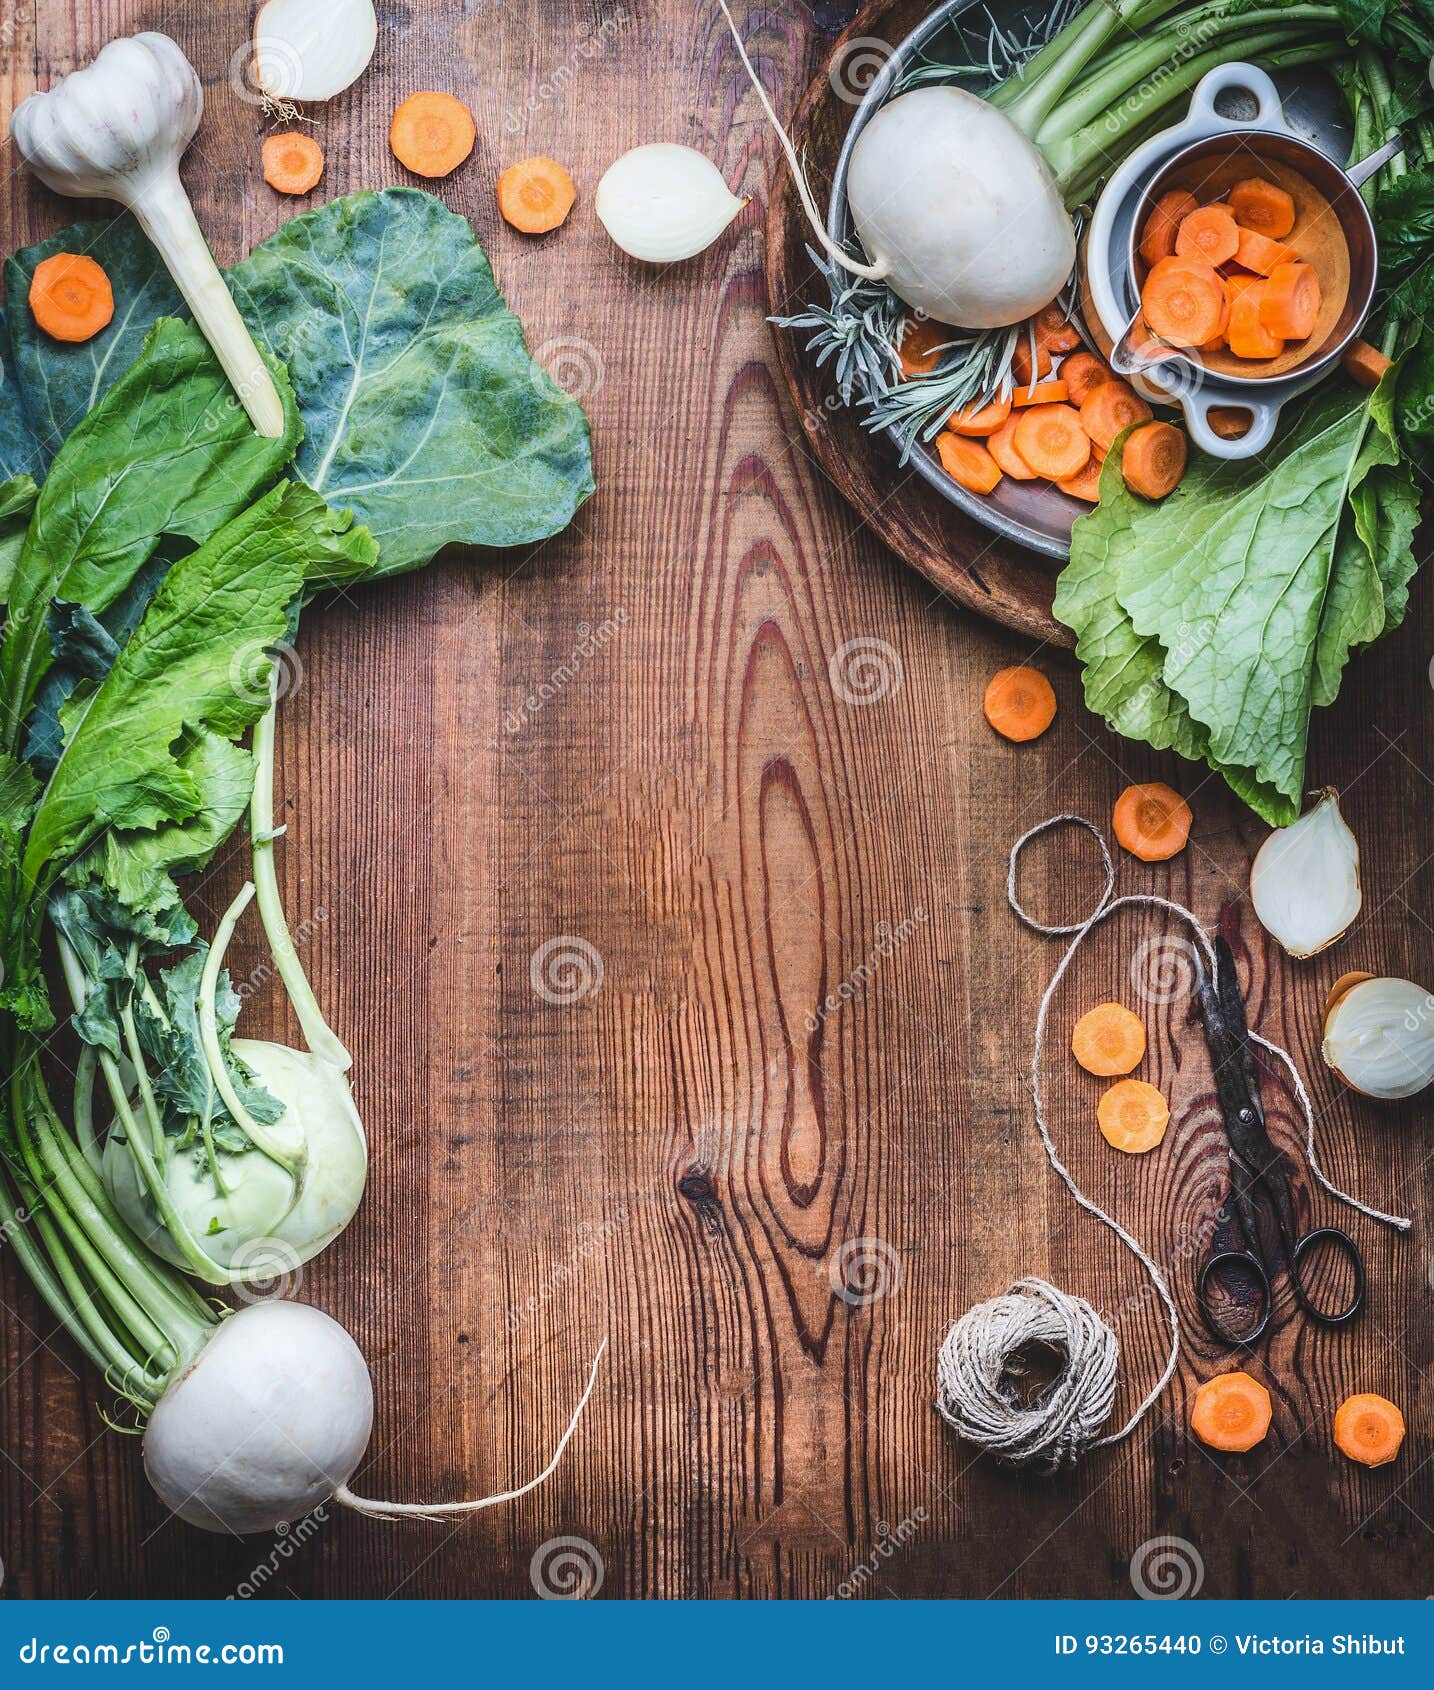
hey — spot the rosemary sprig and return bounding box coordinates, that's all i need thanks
[771,246,903,406]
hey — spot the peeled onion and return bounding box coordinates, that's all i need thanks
[253,0,378,104]
[1250,789,1361,958]
[595,144,745,263]
[1323,974,1434,1100]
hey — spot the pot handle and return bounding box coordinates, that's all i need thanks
[1185,62,1285,131]
[1183,388,1281,461]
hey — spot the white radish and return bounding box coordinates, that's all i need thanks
[253,0,379,105]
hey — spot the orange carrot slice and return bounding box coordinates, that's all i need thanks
[1227,283,1283,359]
[1059,351,1112,406]
[498,157,577,233]
[262,131,324,195]
[1034,300,1082,353]
[1343,338,1392,389]
[1071,1002,1146,1076]
[937,432,1002,494]
[1142,257,1225,348]
[1012,379,1069,407]
[1229,176,1295,239]
[1259,262,1321,339]
[1208,406,1253,439]
[987,415,1037,480]
[947,393,1012,437]
[1113,781,1191,861]
[1097,1078,1169,1153]
[1121,421,1186,501]
[28,253,114,343]
[1079,380,1152,453]
[1012,403,1090,480]
[983,666,1056,742]
[1012,337,1053,387]
[1175,203,1241,266]
[1139,189,1199,267]
[898,317,953,378]
[1234,227,1298,276]
[1192,1372,1272,1452]
[1334,1393,1405,1467]
[390,91,477,178]
[1057,451,1104,503]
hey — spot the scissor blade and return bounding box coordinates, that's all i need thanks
[1192,937,1263,1130]
[1213,937,1264,1109]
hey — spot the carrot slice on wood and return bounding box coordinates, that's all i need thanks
[947,393,1012,437]
[1057,451,1104,503]
[1012,336,1053,387]
[1192,1372,1272,1452]
[1142,258,1225,348]
[1122,421,1186,500]
[1034,300,1082,353]
[1175,203,1241,266]
[1343,338,1392,389]
[498,156,577,233]
[1139,188,1199,267]
[1059,351,1111,405]
[1259,262,1321,339]
[1334,1393,1405,1467]
[898,316,953,378]
[1234,227,1297,276]
[28,253,114,343]
[390,91,477,178]
[1012,403,1090,480]
[1097,1078,1169,1153]
[1072,1002,1146,1075]
[937,431,1002,494]
[1013,379,1068,407]
[983,665,1056,742]
[1208,406,1252,439]
[1079,380,1152,452]
[1113,781,1191,860]
[1229,176,1296,239]
[1227,283,1283,359]
[262,131,324,195]
[987,415,1037,480]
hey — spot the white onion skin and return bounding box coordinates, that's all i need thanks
[1249,789,1361,959]
[1322,976,1434,1101]
[846,87,1075,328]
[144,1301,373,1533]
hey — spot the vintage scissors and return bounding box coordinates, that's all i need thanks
[1193,936,1365,1345]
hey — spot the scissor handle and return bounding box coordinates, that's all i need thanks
[1198,1248,1272,1345]
[1289,1226,1365,1327]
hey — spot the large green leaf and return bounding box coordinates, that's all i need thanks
[0,308,43,481]
[225,187,594,575]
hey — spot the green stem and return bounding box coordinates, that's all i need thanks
[999,0,1155,137]
[73,1044,103,1178]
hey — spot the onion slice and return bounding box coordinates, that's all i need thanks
[253,0,378,104]
[595,144,745,264]
[1249,789,1361,958]
[1322,975,1434,1100]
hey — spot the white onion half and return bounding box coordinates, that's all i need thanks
[1322,975,1434,1100]
[253,0,378,104]
[595,144,745,263]
[1250,789,1361,958]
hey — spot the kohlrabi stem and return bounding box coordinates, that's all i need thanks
[73,1044,103,1178]
[0,1161,120,1379]
[199,882,306,1178]
[251,688,353,1071]
[997,0,1154,138]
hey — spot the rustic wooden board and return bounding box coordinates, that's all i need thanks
[0,0,1428,1601]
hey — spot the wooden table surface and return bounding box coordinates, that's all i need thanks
[0,0,1429,1602]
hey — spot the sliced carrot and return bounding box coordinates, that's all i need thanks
[1139,188,1200,267]
[1059,351,1112,406]
[28,253,114,343]
[1012,336,1053,387]
[1122,421,1186,501]
[1012,379,1068,407]
[1343,338,1392,390]
[1142,257,1225,348]
[898,316,953,378]
[1034,301,1082,353]
[1011,403,1090,480]
[1197,288,1232,351]
[987,415,1037,480]
[1234,227,1298,276]
[261,131,325,196]
[1057,451,1104,503]
[1072,1002,1146,1076]
[1097,1078,1169,1153]
[1175,203,1241,267]
[1208,406,1252,440]
[1227,283,1283,360]
[1223,269,1261,305]
[498,156,577,233]
[937,431,1002,494]
[1333,1393,1405,1467]
[1259,262,1321,340]
[947,393,1012,437]
[983,665,1056,742]
[1113,781,1191,861]
[1079,379,1152,452]
[1192,1372,1272,1452]
[1229,176,1295,240]
[390,91,477,179]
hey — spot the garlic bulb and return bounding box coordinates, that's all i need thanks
[596,145,745,264]
[253,0,379,104]
[1249,789,1361,958]
[1322,975,1434,1100]
[10,33,285,438]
